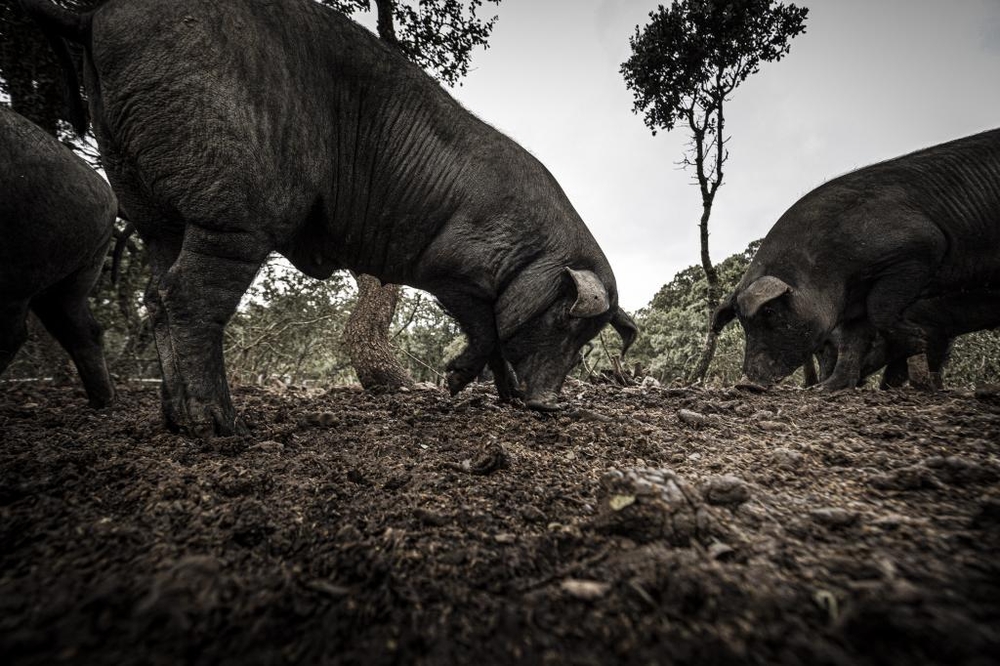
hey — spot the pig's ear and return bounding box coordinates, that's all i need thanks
[711,295,737,333]
[736,276,793,318]
[611,307,638,356]
[566,268,610,318]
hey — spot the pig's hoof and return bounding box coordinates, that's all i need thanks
[446,370,474,397]
[184,402,249,439]
[496,386,525,403]
[88,393,116,410]
[735,380,767,393]
[526,399,565,412]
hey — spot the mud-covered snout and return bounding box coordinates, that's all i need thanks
[741,318,823,387]
[726,275,827,388]
[504,311,606,411]
[499,270,638,411]
[742,342,805,387]
[512,308,637,410]
[516,355,575,411]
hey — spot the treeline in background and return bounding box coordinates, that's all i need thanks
[8,237,999,390]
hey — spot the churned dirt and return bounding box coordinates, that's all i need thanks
[2,379,999,665]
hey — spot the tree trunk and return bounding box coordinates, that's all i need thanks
[374,0,399,47]
[340,2,414,393]
[343,274,414,391]
[688,199,721,383]
[689,328,719,385]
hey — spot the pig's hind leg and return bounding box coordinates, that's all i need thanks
[0,301,30,375]
[30,264,114,408]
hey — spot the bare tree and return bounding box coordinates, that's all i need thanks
[621,0,808,382]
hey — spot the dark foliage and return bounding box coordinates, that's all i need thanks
[621,0,808,136]
[321,0,501,86]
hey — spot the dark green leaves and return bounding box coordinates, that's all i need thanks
[621,0,808,134]
[321,0,502,87]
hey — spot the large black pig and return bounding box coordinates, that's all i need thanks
[0,105,116,407]
[713,128,1000,389]
[24,0,636,436]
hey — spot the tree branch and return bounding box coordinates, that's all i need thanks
[709,68,726,199]
[390,291,423,341]
[373,0,400,48]
[686,105,710,201]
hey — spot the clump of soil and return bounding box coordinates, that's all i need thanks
[2,380,998,665]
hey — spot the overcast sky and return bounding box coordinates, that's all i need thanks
[424,0,1000,311]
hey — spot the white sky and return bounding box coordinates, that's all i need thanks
[422,0,1000,311]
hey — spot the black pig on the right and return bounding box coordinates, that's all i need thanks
[714,128,1000,389]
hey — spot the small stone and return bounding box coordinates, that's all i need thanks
[871,514,912,530]
[758,420,787,432]
[249,440,284,453]
[307,580,350,598]
[609,494,636,511]
[869,465,939,491]
[521,506,546,523]
[461,440,509,475]
[809,507,858,528]
[707,541,736,561]
[494,533,516,544]
[678,409,708,426]
[561,579,611,600]
[770,447,804,470]
[300,411,337,427]
[641,376,661,388]
[874,515,902,531]
[413,508,449,526]
[703,475,750,506]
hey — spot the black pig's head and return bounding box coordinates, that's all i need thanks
[496,266,637,410]
[713,275,831,386]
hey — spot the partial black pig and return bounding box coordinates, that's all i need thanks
[0,106,116,407]
[714,128,1000,389]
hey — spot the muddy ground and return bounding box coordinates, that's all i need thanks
[1,379,999,665]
